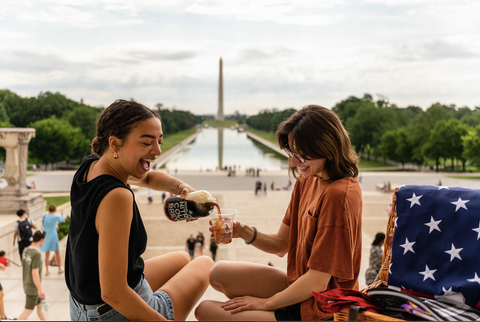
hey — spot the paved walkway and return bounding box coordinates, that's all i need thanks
[3,169,478,320]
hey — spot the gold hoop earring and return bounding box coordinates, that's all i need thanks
[114,151,118,159]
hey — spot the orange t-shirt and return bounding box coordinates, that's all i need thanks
[283,176,362,321]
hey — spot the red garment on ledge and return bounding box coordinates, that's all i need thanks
[312,288,382,313]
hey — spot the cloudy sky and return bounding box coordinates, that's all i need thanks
[1,0,479,115]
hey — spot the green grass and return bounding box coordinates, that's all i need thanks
[162,128,197,153]
[247,128,278,144]
[44,196,70,210]
[358,158,396,169]
[203,120,238,127]
[448,176,480,180]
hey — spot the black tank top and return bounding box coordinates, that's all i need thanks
[65,154,147,305]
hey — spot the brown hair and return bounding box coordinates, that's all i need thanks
[91,99,160,156]
[277,105,359,181]
[48,203,57,212]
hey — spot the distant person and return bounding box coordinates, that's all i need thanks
[162,191,166,204]
[13,209,37,260]
[196,232,205,256]
[40,204,65,276]
[255,181,262,195]
[186,234,196,259]
[438,179,442,186]
[210,238,218,262]
[0,252,15,320]
[0,251,9,267]
[147,188,153,204]
[18,231,47,321]
[263,182,267,195]
[365,232,385,286]
[270,181,274,191]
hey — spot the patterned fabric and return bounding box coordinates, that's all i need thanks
[389,185,480,308]
[365,245,383,285]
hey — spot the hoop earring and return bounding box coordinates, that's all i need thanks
[114,151,118,159]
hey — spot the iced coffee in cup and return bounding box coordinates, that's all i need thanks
[210,209,236,244]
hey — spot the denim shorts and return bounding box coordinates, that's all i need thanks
[69,274,175,321]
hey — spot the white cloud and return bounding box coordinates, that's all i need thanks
[185,0,345,26]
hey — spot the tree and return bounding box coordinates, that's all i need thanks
[463,126,480,169]
[66,105,101,140]
[29,117,89,168]
[422,119,469,172]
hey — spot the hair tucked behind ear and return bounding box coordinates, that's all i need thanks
[91,99,160,157]
[277,105,359,181]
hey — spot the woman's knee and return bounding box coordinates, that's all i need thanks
[209,260,233,291]
[195,300,218,321]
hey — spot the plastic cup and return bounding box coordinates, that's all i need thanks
[210,209,236,244]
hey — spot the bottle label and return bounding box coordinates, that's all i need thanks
[167,200,195,221]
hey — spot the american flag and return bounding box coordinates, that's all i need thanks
[389,185,480,308]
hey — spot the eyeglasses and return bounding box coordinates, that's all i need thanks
[284,147,306,163]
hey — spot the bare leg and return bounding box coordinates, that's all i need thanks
[36,304,46,320]
[143,251,191,290]
[160,256,214,321]
[209,261,288,298]
[55,249,63,272]
[18,309,33,320]
[196,300,276,321]
[195,261,288,321]
[44,251,50,275]
[0,290,6,319]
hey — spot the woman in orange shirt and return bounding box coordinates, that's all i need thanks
[196,105,362,321]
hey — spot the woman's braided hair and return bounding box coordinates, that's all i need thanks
[91,99,160,157]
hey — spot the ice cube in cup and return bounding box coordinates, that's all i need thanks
[210,209,236,244]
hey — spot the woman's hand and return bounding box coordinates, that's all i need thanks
[209,220,244,242]
[177,182,195,199]
[221,296,269,314]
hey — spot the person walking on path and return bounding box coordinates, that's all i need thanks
[18,231,47,321]
[65,99,213,321]
[13,209,37,260]
[209,239,218,262]
[186,234,196,259]
[196,105,362,321]
[365,232,385,285]
[40,204,65,276]
[196,232,205,256]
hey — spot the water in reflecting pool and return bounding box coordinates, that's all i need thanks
[164,128,288,171]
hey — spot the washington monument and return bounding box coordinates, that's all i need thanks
[217,57,224,121]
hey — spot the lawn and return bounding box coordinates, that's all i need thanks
[247,128,278,144]
[162,128,197,153]
[44,196,70,210]
[203,120,239,127]
[448,176,480,180]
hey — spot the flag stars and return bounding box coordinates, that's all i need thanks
[473,222,480,240]
[451,197,469,212]
[424,216,441,234]
[467,273,480,285]
[445,244,463,262]
[419,265,437,281]
[407,193,423,208]
[400,237,416,255]
[438,186,450,190]
[442,287,456,295]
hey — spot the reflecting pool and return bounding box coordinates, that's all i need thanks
[164,128,289,171]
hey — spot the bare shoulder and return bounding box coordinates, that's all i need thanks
[99,187,134,212]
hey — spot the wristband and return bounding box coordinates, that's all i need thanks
[245,226,257,245]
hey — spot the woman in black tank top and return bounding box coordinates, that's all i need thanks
[66,100,214,321]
